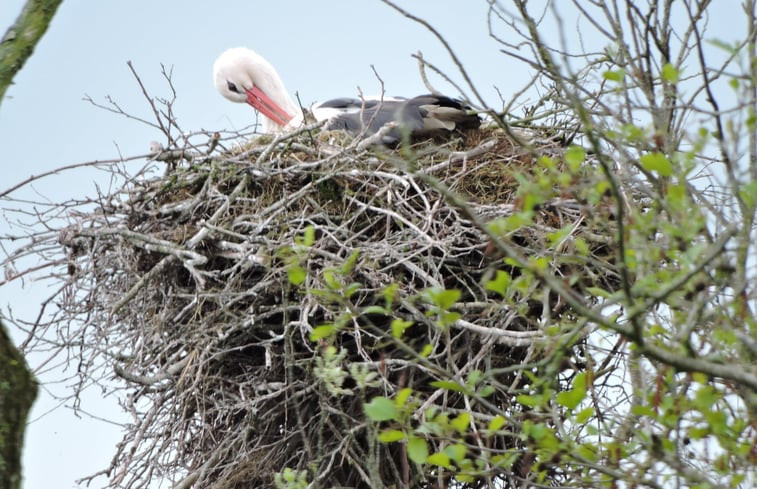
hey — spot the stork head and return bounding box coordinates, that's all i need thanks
[213,47,296,130]
[213,47,256,104]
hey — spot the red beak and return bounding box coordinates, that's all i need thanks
[244,86,293,127]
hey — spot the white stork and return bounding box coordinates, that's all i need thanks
[213,47,479,144]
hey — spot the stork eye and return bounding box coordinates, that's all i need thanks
[227,81,240,93]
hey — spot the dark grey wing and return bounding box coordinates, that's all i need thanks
[315,98,369,110]
[324,100,410,143]
[315,96,407,111]
[321,95,479,145]
[403,95,481,132]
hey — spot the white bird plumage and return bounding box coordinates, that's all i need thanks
[213,47,480,143]
[213,47,300,133]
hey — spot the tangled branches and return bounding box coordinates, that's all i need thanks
[0,117,635,489]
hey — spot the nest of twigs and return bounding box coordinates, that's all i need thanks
[59,124,620,488]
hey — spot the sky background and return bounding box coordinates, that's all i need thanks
[0,1,745,488]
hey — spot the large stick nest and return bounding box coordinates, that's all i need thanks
[58,125,621,488]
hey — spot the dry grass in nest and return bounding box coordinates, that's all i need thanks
[57,125,621,488]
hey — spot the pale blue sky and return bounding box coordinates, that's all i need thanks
[0,1,744,488]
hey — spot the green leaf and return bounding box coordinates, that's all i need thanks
[530,256,549,271]
[309,324,335,342]
[424,406,438,422]
[603,69,625,82]
[451,412,470,434]
[275,467,308,488]
[705,410,727,436]
[487,415,506,433]
[382,283,400,308]
[503,257,522,268]
[631,404,656,418]
[576,443,598,462]
[362,305,388,315]
[556,372,588,409]
[407,436,429,464]
[467,369,484,387]
[364,396,398,421]
[564,145,586,171]
[395,387,413,407]
[323,269,339,290]
[707,38,739,55]
[661,63,680,83]
[456,473,474,484]
[426,287,461,309]
[485,270,511,297]
[621,123,646,142]
[443,443,467,462]
[694,386,720,410]
[431,380,469,394]
[321,345,337,358]
[378,429,406,442]
[296,225,315,246]
[546,226,572,248]
[667,183,686,211]
[692,372,708,384]
[593,180,610,200]
[528,423,560,450]
[517,394,542,407]
[538,155,556,169]
[574,237,589,256]
[739,182,757,209]
[502,212,533,232]
[640,152,673,177]
[689,426,709,439]
[556,172,571,186]
[648,323,666,336]
[747,111,756,129]
[344,282,361,298]
[339,250,360,274]
[576,407,595,424]
[287,265,307,285]
[438,310,461,327]
[556,389,584,409]
[522,192,542,212]
[420,344,433,357]
[574,372,587,390]
[427,452,451,468]
[391,318,414,338]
